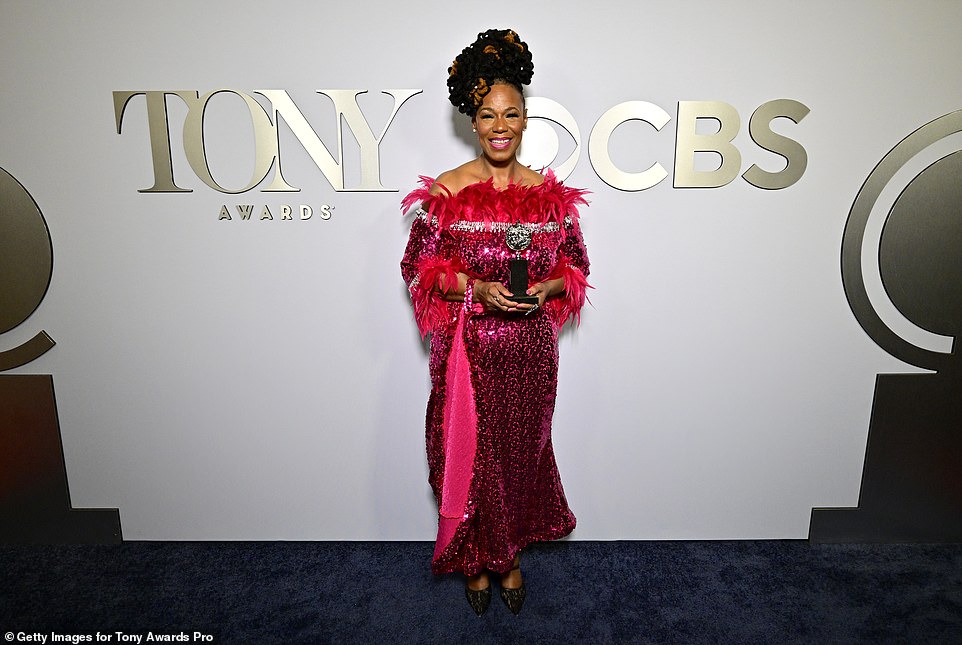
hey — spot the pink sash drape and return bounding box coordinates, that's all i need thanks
[434,313,477,559]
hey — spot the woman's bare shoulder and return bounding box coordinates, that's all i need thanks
[430,162,479,196]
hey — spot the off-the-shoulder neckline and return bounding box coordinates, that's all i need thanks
[428,169,557,199]
[400,168,587,226]
[433,177,545,196]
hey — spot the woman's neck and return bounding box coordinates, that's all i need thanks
[476,157,523,189]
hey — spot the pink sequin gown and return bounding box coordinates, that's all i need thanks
[400,170,590,576]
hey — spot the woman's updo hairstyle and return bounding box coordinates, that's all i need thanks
[447,28,533,117]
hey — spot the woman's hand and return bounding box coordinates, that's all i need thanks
[524,283,551,308]
[471,278,566,313]
[474,280,523,312]
[524,278,565,312]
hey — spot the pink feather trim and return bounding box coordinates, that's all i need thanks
[400,175,452,216]
[410,257,459,337]
[401,169,589,228]
[545,260,591,327]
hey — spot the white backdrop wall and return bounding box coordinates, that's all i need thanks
[2,0,960,539]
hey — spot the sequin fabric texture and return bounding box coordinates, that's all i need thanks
[400,171,590,576]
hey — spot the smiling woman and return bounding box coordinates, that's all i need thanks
[400,28,592,617]
[474,85,527,164]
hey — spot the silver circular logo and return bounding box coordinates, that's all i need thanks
[505,223,532,252]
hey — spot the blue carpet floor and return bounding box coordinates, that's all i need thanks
[2,541,960,644]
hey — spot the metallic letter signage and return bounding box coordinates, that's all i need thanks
[743,99,810,190]
[584,99,809,192]
[115,90,807,194]
[113,90,196,193]
[114,89,422,193]
[181,90,280,194]
[673,101,743,188]
[518,97,581,182]
[588,101,672,191]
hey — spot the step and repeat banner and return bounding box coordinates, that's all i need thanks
[2,0,960,539]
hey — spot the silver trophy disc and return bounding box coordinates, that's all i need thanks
[505,223,532,252]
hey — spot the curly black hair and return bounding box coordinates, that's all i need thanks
[447,28,534,117]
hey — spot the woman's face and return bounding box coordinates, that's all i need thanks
[472,83,527,164]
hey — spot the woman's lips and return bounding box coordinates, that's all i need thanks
[489,137,512,150]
